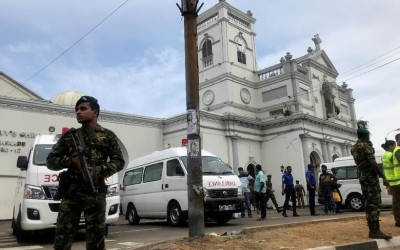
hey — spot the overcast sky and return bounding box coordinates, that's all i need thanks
[1,0,400,149]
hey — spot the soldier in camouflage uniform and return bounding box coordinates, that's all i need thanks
[350,124,391,240]
[47,96,125,250]
[265,175,282,213]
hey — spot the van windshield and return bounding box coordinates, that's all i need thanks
[180,156,234,175]
[33,144,54,166]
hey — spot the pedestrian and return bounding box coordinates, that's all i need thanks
[295,180,306,208]
[305,163,319,216]
[331,167,343,213]
[238,167,253,218]
[281,166,299,217]
[351,122,391,239]
[389,137,400,227]
[266,174,283,213]
[46,96,125,249]
[247,164,258,213]
[318,165,336,214]
[254,164,267,221]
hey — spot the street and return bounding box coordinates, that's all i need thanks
[0,206,372,250]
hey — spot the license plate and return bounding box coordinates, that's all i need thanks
[219,205,235,211]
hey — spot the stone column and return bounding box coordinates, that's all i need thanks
[326,141,332,162]
[341,144,347,157]
[321,139,328,162]
[231,136,240,174]
[300,134,310,168]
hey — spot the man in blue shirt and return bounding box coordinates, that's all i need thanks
[281,166,299,217]
[305,164,319,216]
[254,164,267,221]
[238,167,254,218]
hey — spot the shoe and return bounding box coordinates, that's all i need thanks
[277,208,283,213]
[256,210,260,214]
[293,213,300,217]
[256,217,265,221]
[311,213,320,216]
[395,222,400,227]
[282,212,288,217]
[248,214,253,218]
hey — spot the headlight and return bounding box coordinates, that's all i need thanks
[24,185,46,200]
[237,186,243,196]
[106,184,119,197]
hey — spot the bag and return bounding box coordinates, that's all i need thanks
[333,191,341,202]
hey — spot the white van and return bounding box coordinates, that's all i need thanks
[322,152,391,211]
[12,133,120,243]
[120,147,244,226]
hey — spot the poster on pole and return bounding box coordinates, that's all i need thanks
[188,138,200,158]
[187,109,199,135]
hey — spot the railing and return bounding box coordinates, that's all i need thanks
[198,14,219,29]
[258,66,283,81]
[202,56,213,67]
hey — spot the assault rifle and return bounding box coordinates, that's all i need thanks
[70,128,97,194]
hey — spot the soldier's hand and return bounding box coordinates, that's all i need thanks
[382,178,389,187]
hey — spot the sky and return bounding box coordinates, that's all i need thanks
[1,0,400,149]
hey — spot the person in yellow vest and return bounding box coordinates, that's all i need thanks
[391,135,400,227]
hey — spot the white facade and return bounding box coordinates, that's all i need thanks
[0,0,358,220]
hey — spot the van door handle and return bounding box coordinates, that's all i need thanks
[165,184,169,189]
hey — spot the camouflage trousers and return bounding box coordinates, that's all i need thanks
[266,189,279,209]
[54,193,106,250]
[390,185,400,223]
[360,177,381,222]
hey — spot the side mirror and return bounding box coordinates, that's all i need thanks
[17,156,28,170]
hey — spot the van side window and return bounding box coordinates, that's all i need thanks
[123,167,143,186]
[346,166,358,179]
[167,159,184,176]
[143,162,163,183]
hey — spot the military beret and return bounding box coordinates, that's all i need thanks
[357,127,370,135]
[267,175,271,177]
[75,96,99,110]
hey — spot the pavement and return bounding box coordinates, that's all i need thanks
[2,210,400,250]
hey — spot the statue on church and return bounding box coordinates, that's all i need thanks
[322,75,340,118]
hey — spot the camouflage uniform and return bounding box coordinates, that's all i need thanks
[47,125,125,250]
[265,177,281,212]
[351,140,381,222]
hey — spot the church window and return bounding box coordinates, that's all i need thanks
[201,39,213,67]
[237,51,246,64]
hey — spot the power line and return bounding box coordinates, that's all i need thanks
[23,0,130,84]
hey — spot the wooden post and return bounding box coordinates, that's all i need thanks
[177,0,204,237]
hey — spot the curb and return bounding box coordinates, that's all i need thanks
[307,236,400,250]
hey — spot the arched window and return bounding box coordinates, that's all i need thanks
[201,39,213,67]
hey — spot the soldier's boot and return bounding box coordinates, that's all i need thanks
[282,210,288,217]
[368,220,392,240]
[276,207,283,213]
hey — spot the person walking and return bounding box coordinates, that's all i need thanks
[238,167,253,218]
[351,123,391,239]
[266,174,282,213]
[319,165,336,214]
[295,180,306,208]
[305,164,319,216]
[331,167,343,213]
[47,96,125,250]
[254,164,267,221]
[389,136,400,227]
[281,166,299,217]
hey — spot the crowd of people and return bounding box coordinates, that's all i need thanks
[237,162,341,221]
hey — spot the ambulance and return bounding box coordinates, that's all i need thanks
[120,147,244,226]
[12,132,120,243]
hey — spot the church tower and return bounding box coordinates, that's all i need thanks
[197,0,259,116]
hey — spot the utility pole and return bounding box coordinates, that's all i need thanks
[176,0,204,238]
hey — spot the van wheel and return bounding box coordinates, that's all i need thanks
[168,201,185,227]
[127,204,140,225]
[213,213,231,225]
[15,211,29,243]
[349,193,364,211]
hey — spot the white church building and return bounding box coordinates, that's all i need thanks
[0,0,358,219]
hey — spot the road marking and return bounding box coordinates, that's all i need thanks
[118,242,144,248]
[109,228,162,235]
[0,246,43,250]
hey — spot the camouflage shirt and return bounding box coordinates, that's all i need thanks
[351,140,378,182]
[46,124,125,194]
